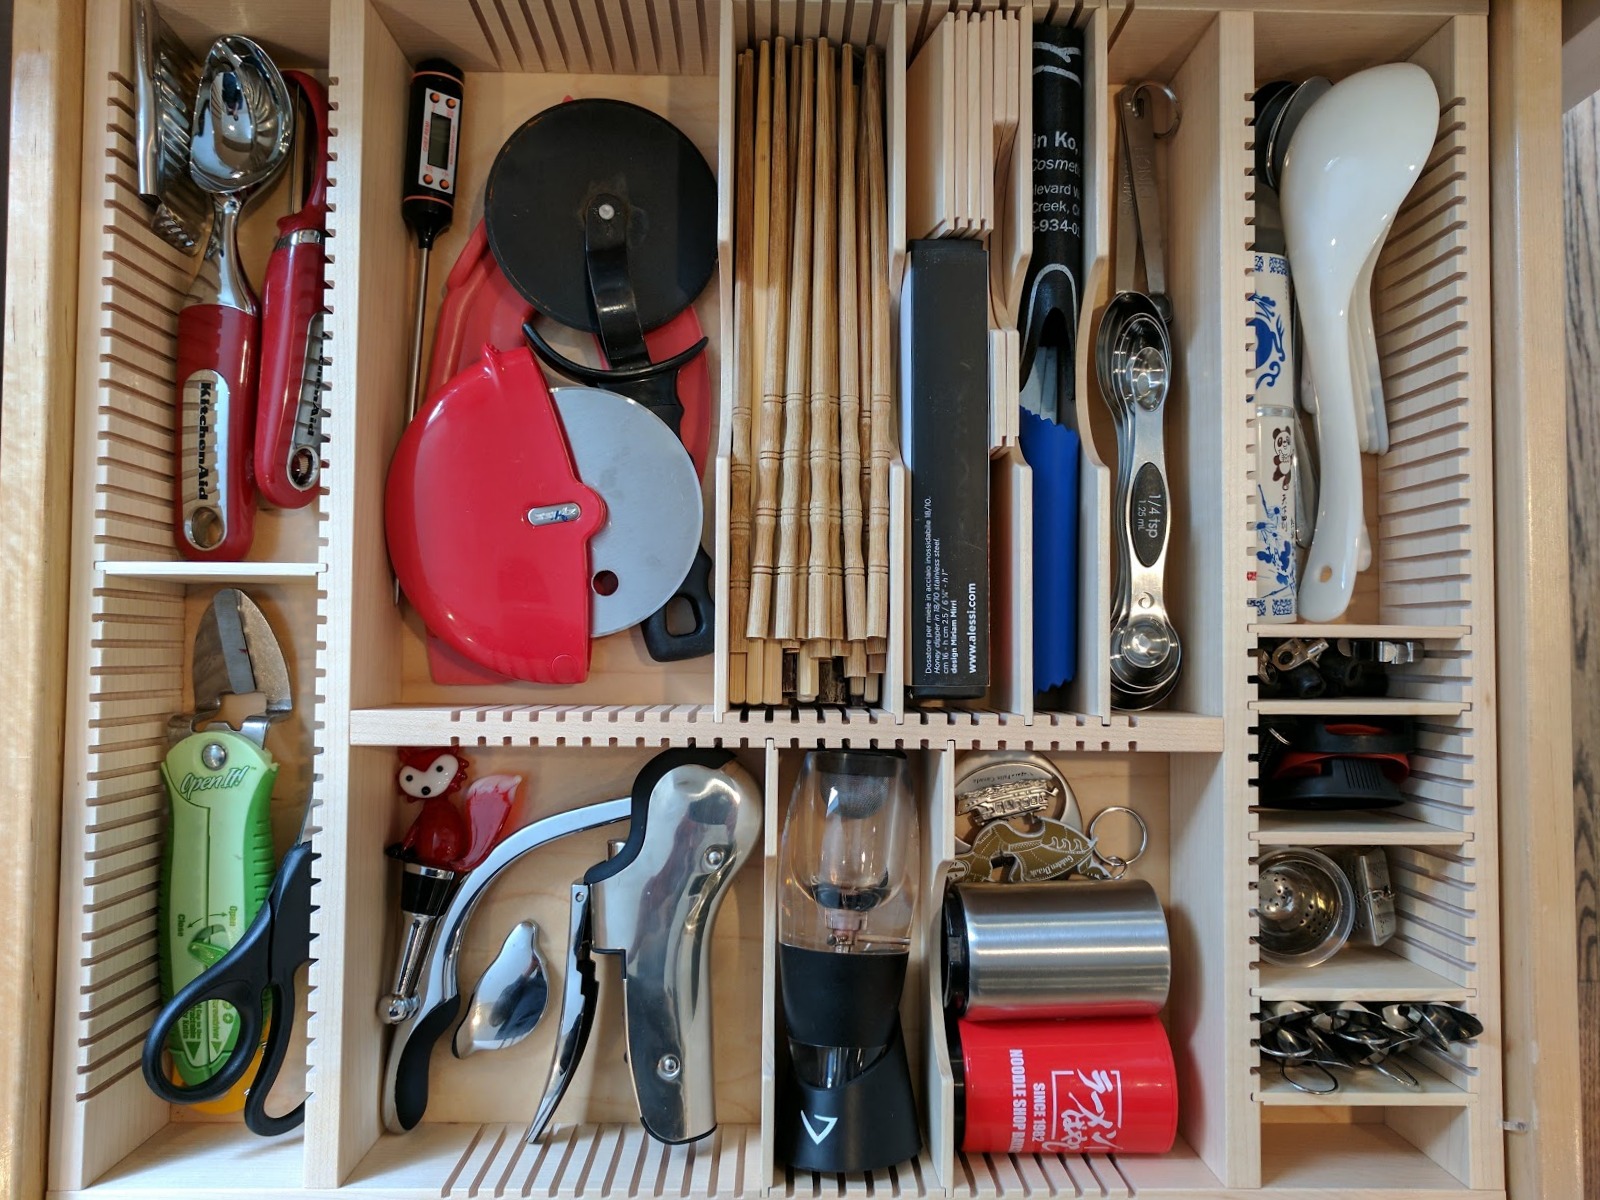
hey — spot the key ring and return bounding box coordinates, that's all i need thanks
[1115,81,1180,319]
[1280,1059,1340,1095]
[1088,805,1149,877]
[1127,80,1182,139]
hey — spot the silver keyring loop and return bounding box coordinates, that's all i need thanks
[1282,1059,1341,1095]
[1088,805,1149,877]
[1130,80,1182,138]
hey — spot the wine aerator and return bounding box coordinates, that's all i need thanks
[777,750,922,1173]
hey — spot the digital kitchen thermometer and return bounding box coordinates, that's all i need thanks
[401,58,464,422]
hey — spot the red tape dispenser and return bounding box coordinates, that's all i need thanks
[386,345,603,684]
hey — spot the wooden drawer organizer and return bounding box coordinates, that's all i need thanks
[47,0,1506,1197]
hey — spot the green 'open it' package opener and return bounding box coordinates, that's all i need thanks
[157,588,290,1091]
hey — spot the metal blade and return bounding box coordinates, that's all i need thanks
[528,882,599,1144]
[553,387,703,637]
[192,589,292,718]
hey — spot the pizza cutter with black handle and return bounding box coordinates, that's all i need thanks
[486,99,718,664]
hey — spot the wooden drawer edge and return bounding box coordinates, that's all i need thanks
[1,3,88,1200]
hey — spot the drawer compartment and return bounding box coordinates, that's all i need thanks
[46,0,1509,1197]
[348,744,769,1191]
[53,576,323,1191]
[52,0,331,1190]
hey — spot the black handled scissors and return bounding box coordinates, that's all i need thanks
[140,830,315,1136]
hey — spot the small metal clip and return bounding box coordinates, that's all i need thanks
[1270,637,1329,672]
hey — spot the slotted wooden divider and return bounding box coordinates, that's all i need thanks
[1241,9,1502,1194]
[51,1,329,1190]
[43,1,1516,1198]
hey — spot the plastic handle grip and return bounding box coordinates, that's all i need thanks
[278,71,329,232]
[391,997,461,1132]
[174,303,259,560]
[641,545,715,663]
[157,730,277,1088]
[1297,315,1362,623]
[1019,410,1080,690]
[255,236,326,508]
[242,841,315,1136]
[143,897,271,1105]
[146,841,315,1134]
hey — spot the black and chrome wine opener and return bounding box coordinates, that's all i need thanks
[380,748,762,1141]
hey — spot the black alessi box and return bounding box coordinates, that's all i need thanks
[900,239,990,703]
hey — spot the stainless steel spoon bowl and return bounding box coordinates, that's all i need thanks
[1096,293,1171,413]
[190,38,294,191]
[453,920,550,1058]
[188,37,293,307]
[1110,614,1182,703]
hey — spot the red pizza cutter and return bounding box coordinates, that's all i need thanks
[385,346,703,684]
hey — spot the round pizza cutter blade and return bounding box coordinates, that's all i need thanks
[484,99,717,334]
[552,386,703,636]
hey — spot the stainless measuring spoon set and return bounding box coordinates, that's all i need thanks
[1098,83,1183,710]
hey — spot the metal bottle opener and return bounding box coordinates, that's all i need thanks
[380,799,629,1134]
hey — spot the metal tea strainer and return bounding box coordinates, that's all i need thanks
[1256,847,1354,967]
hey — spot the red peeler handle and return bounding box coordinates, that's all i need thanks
[256,71,330,509]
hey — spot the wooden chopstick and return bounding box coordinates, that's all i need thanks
[775,41,815,643]
[769,41,804,702]
[728,49,756,705]
[838,48,867,648]
[807,39,840,645]
[747,39,788,645]
[864,48,892,642]
[742,42,775,704]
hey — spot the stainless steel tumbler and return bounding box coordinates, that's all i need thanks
[943,879,1171,1020]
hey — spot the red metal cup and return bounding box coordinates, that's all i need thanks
[954,1015,1178,1155]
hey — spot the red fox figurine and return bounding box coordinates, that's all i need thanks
[394,747,521,871]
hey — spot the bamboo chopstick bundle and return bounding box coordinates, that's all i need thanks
[806,39,840,644]
[734,35,895,706]
[774,41,816,642]
[747,39,789,644]
[864,48,893,641]
[729,49,757,704]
